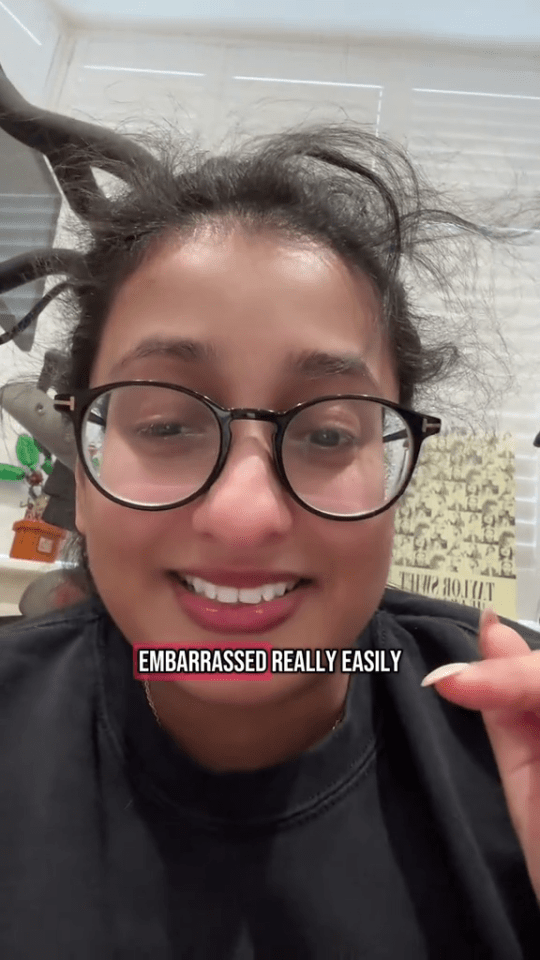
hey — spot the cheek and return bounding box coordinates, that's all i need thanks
[77,482,174,563]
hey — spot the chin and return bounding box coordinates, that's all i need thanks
[170,672,312,707]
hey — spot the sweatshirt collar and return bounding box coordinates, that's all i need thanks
[94,595,383,827]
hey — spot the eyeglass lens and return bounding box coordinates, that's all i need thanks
[81,385,413,517]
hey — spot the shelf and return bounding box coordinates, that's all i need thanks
[0,555,68,571]
[0,554,69,605]
[0,603,22,616]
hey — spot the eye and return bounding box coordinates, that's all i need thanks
[134,419,205,439]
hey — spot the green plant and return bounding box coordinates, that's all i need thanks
[0,434,53,518]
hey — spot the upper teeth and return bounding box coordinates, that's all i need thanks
[183,575,298,604]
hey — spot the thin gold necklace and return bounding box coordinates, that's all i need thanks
[142,679,346,732]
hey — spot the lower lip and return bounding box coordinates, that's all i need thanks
[169,576,314,635]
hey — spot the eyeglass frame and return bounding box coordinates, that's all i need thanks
[53,380,442,521]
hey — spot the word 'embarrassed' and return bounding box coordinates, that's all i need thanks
[134,645,403,679]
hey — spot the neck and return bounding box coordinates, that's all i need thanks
[144,673,350,772]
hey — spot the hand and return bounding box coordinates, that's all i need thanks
[421,608,540,901]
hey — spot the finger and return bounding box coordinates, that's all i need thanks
[422,651,540,712]
[478,607,531,660]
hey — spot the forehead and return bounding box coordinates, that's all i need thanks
[92,228,398,400]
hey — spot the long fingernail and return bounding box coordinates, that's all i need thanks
[421,662,475,687]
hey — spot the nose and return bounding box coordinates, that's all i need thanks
[190,420,294,542]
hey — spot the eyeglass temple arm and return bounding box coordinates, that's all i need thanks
[88,413,106,426]
[384,429,407,443]
[384,414,441,443]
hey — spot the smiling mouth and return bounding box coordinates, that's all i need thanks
[169,572,312,601]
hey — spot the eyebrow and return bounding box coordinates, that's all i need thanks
[110,336,380,393]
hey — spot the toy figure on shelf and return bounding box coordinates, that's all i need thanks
[2,434,53,521]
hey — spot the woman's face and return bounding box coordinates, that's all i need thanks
[75,228,399,707]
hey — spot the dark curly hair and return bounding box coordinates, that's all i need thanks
[2,113,527,599]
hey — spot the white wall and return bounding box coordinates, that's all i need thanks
[50,0,540,44]
[0,0,66,104]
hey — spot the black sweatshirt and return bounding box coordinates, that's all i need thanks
[1,588,539,959]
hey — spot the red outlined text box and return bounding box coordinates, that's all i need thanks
[133,642,272,681]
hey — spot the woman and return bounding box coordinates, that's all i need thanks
[1,69,540,959]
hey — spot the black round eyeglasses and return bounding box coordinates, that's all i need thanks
[53,381,441,521]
